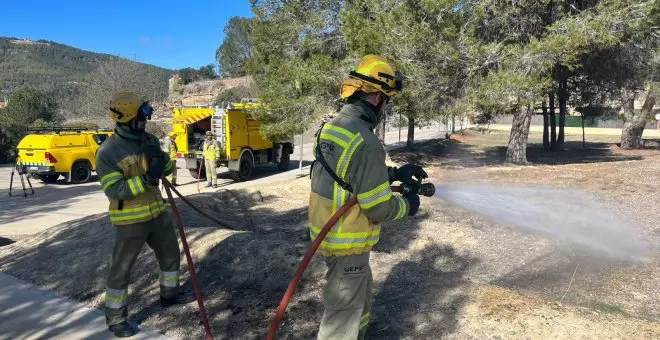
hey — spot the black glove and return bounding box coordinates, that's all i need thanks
[391,164,428,183]
[146,156,166,181]
[403,192,420,216]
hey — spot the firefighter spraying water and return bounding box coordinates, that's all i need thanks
[268,54,438,340]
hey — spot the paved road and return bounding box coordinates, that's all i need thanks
[0,125,446,238]
[0,272,168,340]
[488,124,660,137]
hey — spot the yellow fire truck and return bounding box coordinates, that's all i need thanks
[169,99,294,181]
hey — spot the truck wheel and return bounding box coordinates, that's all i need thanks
[277,153,290,171]
[71,161,92,184]
[41,174,60,183]
[231,151,254,182]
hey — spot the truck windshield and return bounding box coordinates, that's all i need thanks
[92,134,108,145]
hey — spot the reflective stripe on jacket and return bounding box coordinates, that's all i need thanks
[96,125,173,226]
[167,140,178,159]
[203,139,219,160]
[309,99,409,256]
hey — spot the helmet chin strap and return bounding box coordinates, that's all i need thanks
[128,117,147,132]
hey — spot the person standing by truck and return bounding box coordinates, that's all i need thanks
[96,92,194,337]
[203,131,219,188]
[167,134,178,186]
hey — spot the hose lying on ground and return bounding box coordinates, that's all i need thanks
[166,179,236,230]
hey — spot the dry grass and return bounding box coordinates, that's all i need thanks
[1,130,659,339]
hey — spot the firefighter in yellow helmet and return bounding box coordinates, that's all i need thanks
[203,130,220,188]
[96,92,194,337]
[167,133,179,186]
[310,55,427,339]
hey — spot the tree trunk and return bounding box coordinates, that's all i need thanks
[557,76,568,148]
[451,114,456,133]
[549,91,557,150]
[620,87,658,149]
[506,105,534,164]
[542,99,550,150]
[407,117,415,148]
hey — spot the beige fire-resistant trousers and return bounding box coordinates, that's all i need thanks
[205,159,217,186]
[317,251,373,340]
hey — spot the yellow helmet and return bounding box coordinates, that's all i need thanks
[108,92,153,123]
[340,54,403,99]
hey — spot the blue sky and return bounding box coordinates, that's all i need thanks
[1,1,253,70]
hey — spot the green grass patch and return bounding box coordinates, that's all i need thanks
[583,300,628,315]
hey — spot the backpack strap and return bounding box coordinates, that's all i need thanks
[313,122,354,193]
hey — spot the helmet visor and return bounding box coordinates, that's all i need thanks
[137,102,153,121]
[394,70,403,92]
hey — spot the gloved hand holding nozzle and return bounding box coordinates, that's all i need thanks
[397,170,436,216]
[389,163,428,184]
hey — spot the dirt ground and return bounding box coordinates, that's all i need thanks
[1,129,659,339]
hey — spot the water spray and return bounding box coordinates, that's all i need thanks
[434,183,647,260]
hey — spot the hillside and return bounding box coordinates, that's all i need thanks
[166,76,255,109]
[0,37,172,106]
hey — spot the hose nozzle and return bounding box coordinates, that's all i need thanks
[398,181,436,197]
[419,183,435,197]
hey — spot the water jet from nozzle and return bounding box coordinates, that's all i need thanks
[432,183,648,261]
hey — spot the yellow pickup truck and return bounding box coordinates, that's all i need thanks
[16,127,113,183]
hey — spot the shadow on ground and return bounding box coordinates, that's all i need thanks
[367,204,476,338]
[0,180,476,339]
[391,138,643,168]
[0,187,319,339]
[367,244,475,339]
[0,237,15,247]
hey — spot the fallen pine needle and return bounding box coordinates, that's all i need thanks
[560,263,579,304]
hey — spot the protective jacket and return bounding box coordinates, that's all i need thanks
[309,98,409,256]
[203,139,219,160]
[96,125,174,226]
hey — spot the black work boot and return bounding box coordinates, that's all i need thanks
[108,321,139,337]
[160,291,196,308]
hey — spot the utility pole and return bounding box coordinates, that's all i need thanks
[298,134,304,173]
[398,110,402,144]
